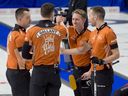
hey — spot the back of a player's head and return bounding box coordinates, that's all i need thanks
[72,9,87,19]
[90,6,105,20]
[41,3,55,18]
[15,8,29,20]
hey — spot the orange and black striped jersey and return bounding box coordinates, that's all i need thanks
[6,24,32,70]
[68,26,91,67]
[89,23,117,71]
[25,20,67,66]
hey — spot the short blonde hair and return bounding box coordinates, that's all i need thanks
[72,9,87,19]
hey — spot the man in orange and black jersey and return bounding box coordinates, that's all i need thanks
[83,6,120,96]
[6,8,32,96]
[22,3,67,96]
[60,9,92,96]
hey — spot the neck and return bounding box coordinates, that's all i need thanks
[76,26,85,34]
[42,17,52,21]
[17,22,24,28]
[96,20,104,29]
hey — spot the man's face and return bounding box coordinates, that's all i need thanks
[88,9,96,26]
[20,11,31,28]
[72,13,85,29]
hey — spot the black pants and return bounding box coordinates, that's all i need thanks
[30,65,61,96]
[91,82,112,96]
[6,69,30,96]
[91,67,114,96]
[73,64,93,96]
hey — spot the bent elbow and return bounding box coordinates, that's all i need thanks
[22,42,33,59]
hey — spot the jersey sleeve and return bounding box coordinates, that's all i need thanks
[8,32,17,49]
[7,32,18,55]
[106,29,117,45]
[25,29,33,42]
[77,31,91,47]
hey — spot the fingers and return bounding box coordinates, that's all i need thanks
[29,40,32,45]
[81,73,91,80]
[56,16,65,24]
[18,60,25,69]
[19,65,25,69]
[81,75,86,80]
[81,76,91,80]
[29,47,33,54]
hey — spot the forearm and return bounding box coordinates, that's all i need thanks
[14,48,25,68]
[14,49,22,61]
[103,50,120,64]
[61,48,80,55]
[103,42,120,63]
[61,46,86,55]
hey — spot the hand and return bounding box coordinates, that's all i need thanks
[17,59,25,69]
[56,16,65,25]
[80,41,91,52]
[81,71,91,80]
[60,47,65,54]
[90,56,106,65]
[29,47,33,54]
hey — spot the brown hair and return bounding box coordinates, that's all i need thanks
[90,6,105,19]
[15,8,29,20]
[41,3,54,18]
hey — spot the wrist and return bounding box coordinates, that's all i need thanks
[102,59,107,64]
[100,59,107,65]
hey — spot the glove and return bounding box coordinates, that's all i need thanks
[91,56,106,65]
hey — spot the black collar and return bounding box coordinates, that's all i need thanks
[12,24,26,32]
[96,22,107,31]
[36,20,55,28]
[76,27,87,39]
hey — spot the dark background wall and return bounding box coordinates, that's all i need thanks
[0,0,128,12]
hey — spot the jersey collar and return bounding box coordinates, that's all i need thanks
[37,20,55,28]
[96,22,107,31]
[12,24,26,32]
